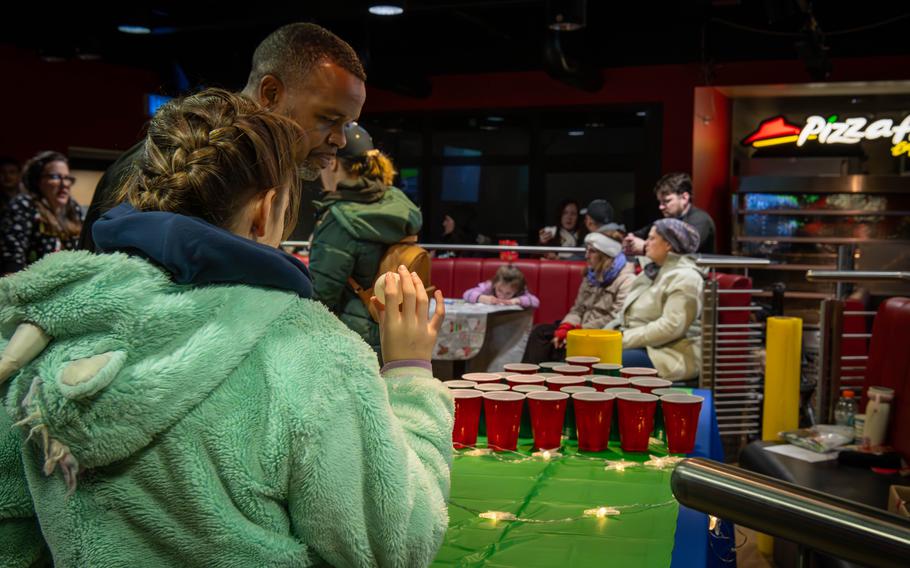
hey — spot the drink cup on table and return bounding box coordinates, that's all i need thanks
[630,377,673,394]
[503,363,540,375]
[565,356,600,370]
[463,372,503,384]
[552,364,589,377]
[452,389,484,449]
[616,392,659,452]
[475,383,510,392]
[591,376,631,391]
[483,391,526,451]
[560,385,595,440]
[620,367,659,379]
[505,374,547,389]
[573,392,616,452]
[546,375,586,392]
[513,384,548,438]
[592,363,622,377]
[445,380,478,389]
[526,391,569,451]
[659,394,704,454]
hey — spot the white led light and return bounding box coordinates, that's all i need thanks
[118,25,151,34]
[369,5,404,16]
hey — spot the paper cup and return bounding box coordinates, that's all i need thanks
[660,394,703,454]
[483,391,526,451]
[445,380,479,389]
[573,392,616,452]
[463,372,503,384]
[592,363,622,377]
[505,374,547,388]
[591,376,631,391]
[526,391,569,450]
[502,363,540,375]
[546,375,587,391]
[552,364,589,377]
[620,367,659,379]
[452,389,483,449]
[616,392,659,452]
[565,356,600,369]
[631,377,673,394]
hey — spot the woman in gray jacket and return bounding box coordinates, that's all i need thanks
[613,218,705,381]
[523,232,635,363]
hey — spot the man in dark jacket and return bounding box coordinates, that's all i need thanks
[623,172,716,255]
[79,23,366,251]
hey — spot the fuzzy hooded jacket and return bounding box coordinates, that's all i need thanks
[310,181,422,354]
[0,205,453,568]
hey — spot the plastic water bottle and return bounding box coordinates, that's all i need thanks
[834,390,858,428]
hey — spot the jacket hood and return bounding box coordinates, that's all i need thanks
[321,186,422,245]
[0,251,299,488]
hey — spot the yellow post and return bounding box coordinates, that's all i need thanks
[758,316,803,556]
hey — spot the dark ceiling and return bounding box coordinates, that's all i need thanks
[5,1,910,96]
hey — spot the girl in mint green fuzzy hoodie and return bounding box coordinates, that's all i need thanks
[0,89,453,568]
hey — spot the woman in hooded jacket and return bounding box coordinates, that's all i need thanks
[0,89,452,568]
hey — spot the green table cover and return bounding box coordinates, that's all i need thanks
[433,438,679,567]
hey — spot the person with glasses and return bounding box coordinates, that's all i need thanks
[0,150,82,274]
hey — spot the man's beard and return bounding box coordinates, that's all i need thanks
[297,161,321,182]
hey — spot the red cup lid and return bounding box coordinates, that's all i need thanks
[572,391,615,402]
[462,372,503,383]
[526,391,569,401]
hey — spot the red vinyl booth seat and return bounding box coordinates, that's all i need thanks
[862,297,910,461]
[431,258,586,324]
[431,258,755,328]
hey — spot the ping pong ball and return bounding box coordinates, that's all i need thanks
[374,271,402,307]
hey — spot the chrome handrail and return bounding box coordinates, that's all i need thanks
[671,458,910,568]
[807,270,910,283]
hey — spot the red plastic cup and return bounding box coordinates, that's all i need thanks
[545,375,586,391]
[616,392,659,452]
[505,374,547,388]
[475,383,510,392]
[463,372,503,384]
[592,363,623,376]
[652,388,688,397]
[552,364,589,377]
[536,372,562,379]
[452,389,483,449]
[502,363,540,375]
[631,377,673,394]
[660,394,704,454]
[591,376,631,391]
[538,361,564,371]
[620,367,659,379]
[511,384,548,394]
[483,391,526,451]
[573,392,616,452]
[526,391,569,450]
[445,380,479,389]
[565,356,600,370]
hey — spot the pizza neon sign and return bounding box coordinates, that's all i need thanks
[742,114,910,157]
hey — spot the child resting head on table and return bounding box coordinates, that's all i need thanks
[463,265,540,309]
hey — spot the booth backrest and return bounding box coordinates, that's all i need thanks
[862,297,910,461]
[432,258,755,327]
[431,258,586,324]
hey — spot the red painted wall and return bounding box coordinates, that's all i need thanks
[0,45,161,162]
[692,87,732,252]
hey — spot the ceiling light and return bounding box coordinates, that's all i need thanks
[486,116,505,122]
[636,111,648,117]
[369,4,404,16]
[568,130,585,136]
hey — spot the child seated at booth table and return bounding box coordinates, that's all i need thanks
[463,265,540,309]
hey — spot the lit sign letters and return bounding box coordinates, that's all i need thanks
[742,114,910,157]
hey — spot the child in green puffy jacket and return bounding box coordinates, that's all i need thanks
[0,89,452,568]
